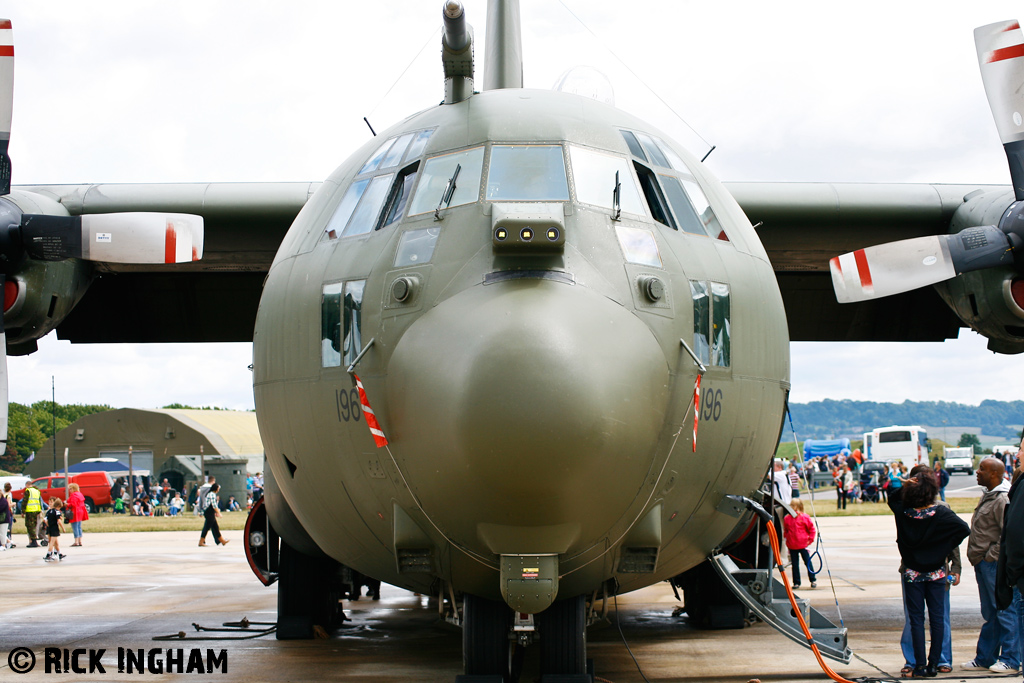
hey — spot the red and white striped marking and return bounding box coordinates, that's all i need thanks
[830,250,874,300]
[976,20,1024,144]
[692,373,701,453]
[354,373,389,448]
[0,19,14,139]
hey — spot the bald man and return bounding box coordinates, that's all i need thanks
[962,457,1019,673]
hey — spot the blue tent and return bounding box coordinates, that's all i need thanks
[65,458,149,476]
[803,438,851,459]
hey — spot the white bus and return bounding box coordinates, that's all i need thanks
[866,425,929,465]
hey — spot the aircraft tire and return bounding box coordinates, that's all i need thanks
[276,540,344,639]
[537,594,586,675]
[462,593,511,680]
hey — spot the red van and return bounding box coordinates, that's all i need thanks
[12,471,114,512]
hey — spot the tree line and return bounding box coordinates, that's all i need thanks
[788,399,1024,440]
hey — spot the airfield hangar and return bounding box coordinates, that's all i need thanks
[32,408,264,495]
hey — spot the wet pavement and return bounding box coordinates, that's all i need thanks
[0,514,1019,682]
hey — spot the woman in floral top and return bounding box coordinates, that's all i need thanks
[888,469,970,678]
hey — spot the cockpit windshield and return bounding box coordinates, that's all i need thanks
[407,146,485,216]
[486,145,569,201]
[568,145,644,215]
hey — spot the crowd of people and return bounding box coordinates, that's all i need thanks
[779,445,1024,679]
[775,451,961,509]
[3,471,267,559]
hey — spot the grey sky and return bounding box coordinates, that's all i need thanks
[5,1,1024,409]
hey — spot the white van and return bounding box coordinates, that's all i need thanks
[0,475,30,492]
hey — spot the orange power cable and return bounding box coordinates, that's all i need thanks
[764,520,858,683]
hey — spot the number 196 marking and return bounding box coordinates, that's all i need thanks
[336,388,363,423]
[701,388,722,422]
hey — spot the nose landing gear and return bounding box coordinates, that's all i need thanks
[457,593,590,683]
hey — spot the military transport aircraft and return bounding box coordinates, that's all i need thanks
[5,1,1024,681]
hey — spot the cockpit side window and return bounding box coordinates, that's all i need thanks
[690,279,731,368]
[619,129,731,242]
[679,176,728,241]
[486,145,569,201]
[633,162,674,228]
[379,162,420,229]
[321,280,367,369]
[660,174,708,236]
[341,174,393,238]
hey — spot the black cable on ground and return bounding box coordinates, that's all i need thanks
[613,593,650,683]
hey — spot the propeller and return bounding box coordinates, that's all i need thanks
[0,20,204,456]
[830,19,1024,305]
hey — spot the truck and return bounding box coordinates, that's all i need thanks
[12,471,114,512]
[943,446,975,475]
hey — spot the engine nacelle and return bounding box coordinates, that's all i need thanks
[0,191,93,355]
[935,188,1024,354]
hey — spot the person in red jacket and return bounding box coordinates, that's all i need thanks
[783,499,817,589]
[66,483,89,547]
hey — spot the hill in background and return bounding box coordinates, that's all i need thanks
[786,399,1023,441]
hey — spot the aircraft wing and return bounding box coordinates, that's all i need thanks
[15,180,1004,346]
[17,182,319,344]
[726,181,1005,343]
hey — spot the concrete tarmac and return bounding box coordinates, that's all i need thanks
[0,514,1020,682]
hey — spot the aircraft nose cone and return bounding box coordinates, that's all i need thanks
[387,279,670,545]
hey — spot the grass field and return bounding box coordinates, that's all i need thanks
[8,510,249,534]
[6,499,979,535]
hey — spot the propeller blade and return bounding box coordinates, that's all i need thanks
[830,226,1015,303]
[0,19,13,196]
[975,20,1024,200]
[21,212,203,264]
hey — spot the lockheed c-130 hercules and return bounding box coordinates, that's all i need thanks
[4,2,1024,681]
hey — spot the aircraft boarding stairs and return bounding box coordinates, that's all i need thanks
[709,551,851,663]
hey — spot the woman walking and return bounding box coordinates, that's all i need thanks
[198,483,229,547]
[889,469,970,678]
[66,483,89,546]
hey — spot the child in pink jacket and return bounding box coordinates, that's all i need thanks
[783,499,817,588]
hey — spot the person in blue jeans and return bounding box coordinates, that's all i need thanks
[994,446,1024,679]
[899,465,962,675]
[889,469,970,679]
[962,458,1019,674]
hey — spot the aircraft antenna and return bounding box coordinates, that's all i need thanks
[555,0,715,159]
[365,27,441,124]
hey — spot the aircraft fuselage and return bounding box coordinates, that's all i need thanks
[253,87,790,607]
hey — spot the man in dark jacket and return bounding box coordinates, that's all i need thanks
[996,445,1024,671]
[962,457,1019,674]
[934,461,950,502]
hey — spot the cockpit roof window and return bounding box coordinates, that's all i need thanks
[359,138,397,175]
[635,132,671,169]
[381,133,414,169]
[486,145,569,201]
[406,129,434,160]
[358,128,435,176]
[568,145,644,216]
[620,130,647,162]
